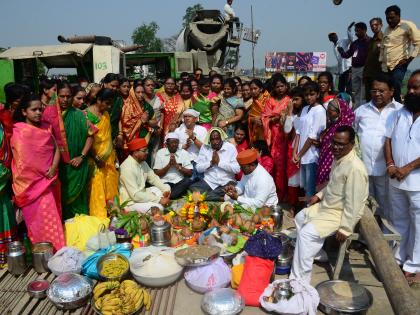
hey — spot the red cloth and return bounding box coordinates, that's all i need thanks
[259,155,274,176]
[262,96,290,201]
[238,256,275,306]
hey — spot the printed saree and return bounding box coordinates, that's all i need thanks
[42,102,70,163]
[262,96,291,201]
[86,111,119,219]
[11,122,65,251]
[248,91,270,142]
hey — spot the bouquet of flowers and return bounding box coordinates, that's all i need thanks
[179,191,209,221]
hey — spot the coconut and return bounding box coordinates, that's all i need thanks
[192,217,204,231]
[181,227,193,238]
[150,206,161,216]
[252,213,261,224]
[233,214,243,226]
[260,206,271,218]
[231,233,238,246]
[224,204,234,215]
[172,215,183,227]
[243,220,251,231]
[219,225,231,234]
[248,222,256,234]
[170,233,182,247]
[139,218,149,235]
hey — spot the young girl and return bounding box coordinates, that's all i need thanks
[11,95,65,251]
[192,78,213,130]
[71,85,87,109]
[284,87,305,215]
[293,82,326,201]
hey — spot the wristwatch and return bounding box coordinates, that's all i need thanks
[80,153,86,160]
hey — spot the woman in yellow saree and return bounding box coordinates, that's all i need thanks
[85,89,119,218]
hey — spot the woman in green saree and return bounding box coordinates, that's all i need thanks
[57,83,97,220]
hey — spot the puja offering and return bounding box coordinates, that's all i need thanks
[97,253,130,281]
[201,288,245,315]
[129,246,183,287]
[47,273,93,310]
[175,245,221,267]
[92,279,151,314]
[316,280,373,314]
[27,279,50,299]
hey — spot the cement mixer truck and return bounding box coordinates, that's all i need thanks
[125,9,243,80]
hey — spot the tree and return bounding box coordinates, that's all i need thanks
[182,4,204,28]
[162,34,179,52]
[131,22,163,52]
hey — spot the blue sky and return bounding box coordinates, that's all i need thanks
[1,0,419,70]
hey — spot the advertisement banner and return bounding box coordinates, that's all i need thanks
[265,52,327,73]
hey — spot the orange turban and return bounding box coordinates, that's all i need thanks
[236,149,258,165]
[127,138,148,152]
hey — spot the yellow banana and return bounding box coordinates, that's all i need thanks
[134,296,144,310]
[143,290,151,311]
[94,296,103,310]
[101,304,119,312]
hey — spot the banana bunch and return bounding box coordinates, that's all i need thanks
[93,280,152,315]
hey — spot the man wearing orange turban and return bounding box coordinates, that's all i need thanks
[224,149,278,210]
[119,138,171,213]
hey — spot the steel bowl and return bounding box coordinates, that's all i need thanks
[201,288,244,315]
[27,279,49,299]
[97,253,130,281]
[175,246,220,267]
[316,280,373,315]
[47,273,93,310]
[132,268,183,288]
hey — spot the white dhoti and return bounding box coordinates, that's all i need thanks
[389,185,420,273]
[127,187,164,213]
[290,210,326,284]
[369,175,390,220]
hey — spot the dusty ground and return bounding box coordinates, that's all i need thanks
[172,211,415,315]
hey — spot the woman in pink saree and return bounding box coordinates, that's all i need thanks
[262,75,291,201]
[11,95,65,251]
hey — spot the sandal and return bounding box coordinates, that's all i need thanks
[407,274,420,288]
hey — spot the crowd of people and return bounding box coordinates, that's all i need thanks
[0,3,418,286]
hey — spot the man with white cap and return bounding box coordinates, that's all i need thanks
[153,132,193,199]
[119,138,171,213]
[174,108,208,180]
[224,149,278,210]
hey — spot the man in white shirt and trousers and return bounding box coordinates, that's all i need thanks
[354,74,403,220]
[224,149,278,210]
[153,132,193,199]
[190,127,240,201]
[328,22,354,94]
[174,109,207,181]
[384,70,420,284]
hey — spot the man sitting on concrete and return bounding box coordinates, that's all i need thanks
[290,126,368,283]
[153,133,193,199]
[224,149,278,210]
[119,138,171,213]
[190,127,240,201]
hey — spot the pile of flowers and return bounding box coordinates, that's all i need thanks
[179,191,208,222]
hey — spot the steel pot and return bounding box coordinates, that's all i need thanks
[150,221,171,247]
[32,242,53,273]
[7,241,27,276]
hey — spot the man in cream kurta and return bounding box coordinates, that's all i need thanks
[290,126,368,283]
[119,138,171,213]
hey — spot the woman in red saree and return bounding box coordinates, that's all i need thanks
[248,79,271,143]
[11,95,65,251]
[262,75,291,201]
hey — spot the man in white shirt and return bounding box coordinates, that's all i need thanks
[354,75,403,220]
[153,133,193,199]
[224,149,278,210]
[174,109,207,181]
[119,138,171,213]
[328,23,354,93]
[224,0,236,22]
[384,71,420,282]
[190,128,240,201]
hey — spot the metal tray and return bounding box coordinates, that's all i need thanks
[316,280,373,314]
[175,246,220,267]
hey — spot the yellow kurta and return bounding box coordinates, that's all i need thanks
[88,112,119,218]
[304,150,368,238]
[119,155,170,204]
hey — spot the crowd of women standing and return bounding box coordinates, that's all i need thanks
[0,70,355,265]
